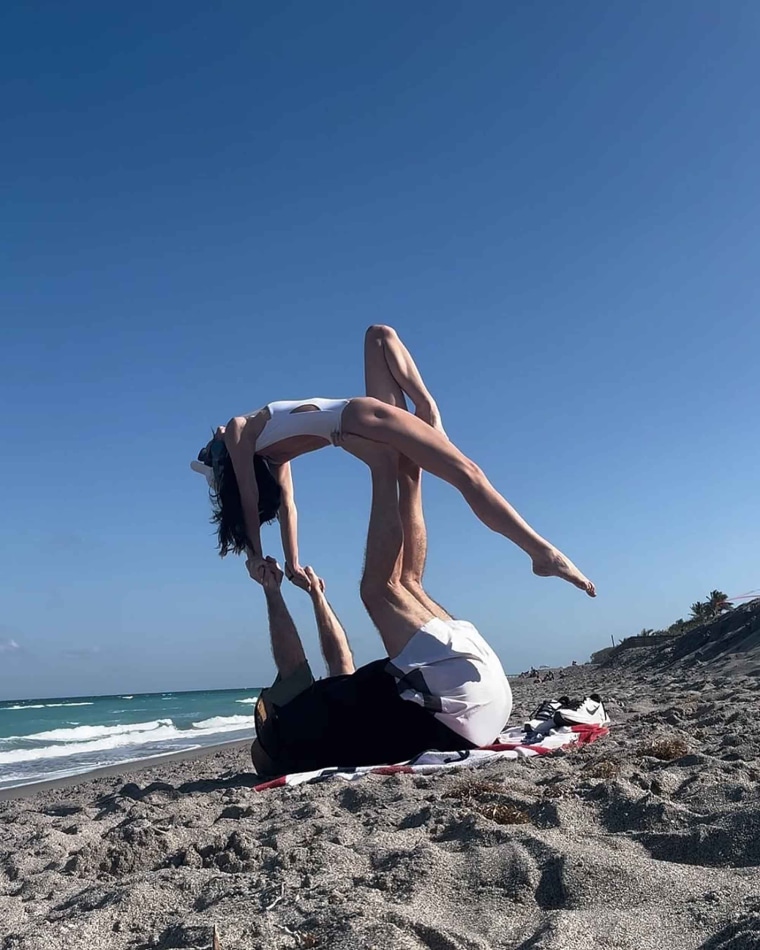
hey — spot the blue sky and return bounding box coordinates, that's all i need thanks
[2,1,759,700]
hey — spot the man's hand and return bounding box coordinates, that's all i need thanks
[303,566,326,597]
[260,557,284,591]
[245,553,270,585]
[284,562,312,592]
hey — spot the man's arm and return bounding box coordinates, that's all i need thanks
[303,567,355,677]
[254,557,307,679]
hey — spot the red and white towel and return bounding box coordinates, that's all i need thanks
[254,722,608,791]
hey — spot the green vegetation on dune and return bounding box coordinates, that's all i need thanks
[591,589,739,664]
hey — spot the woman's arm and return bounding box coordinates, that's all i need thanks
[223,416,264,561]
[271,462,310,591]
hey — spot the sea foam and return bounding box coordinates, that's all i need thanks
[0,714,253,767]
[1,702,94,711]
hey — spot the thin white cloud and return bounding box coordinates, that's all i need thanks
[0,639,21,653]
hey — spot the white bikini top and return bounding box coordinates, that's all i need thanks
[252,398,350,454]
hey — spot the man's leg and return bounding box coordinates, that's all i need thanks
[303,566,355,677]
[362,326,448,618]
[344,439,435,658]
[397,456,451,621]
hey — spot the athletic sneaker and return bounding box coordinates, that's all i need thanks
[524,697,570,733]
[553,694,608,727]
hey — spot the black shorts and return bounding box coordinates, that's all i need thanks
[252,659,474,778]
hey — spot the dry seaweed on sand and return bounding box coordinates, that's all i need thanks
[583,756,623,779]
[443,779,532,825]
[636,737,689,761]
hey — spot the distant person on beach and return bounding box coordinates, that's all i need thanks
[250,444,512,778]
[191,325,595,598]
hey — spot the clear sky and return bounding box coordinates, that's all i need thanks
[2,1,759,700]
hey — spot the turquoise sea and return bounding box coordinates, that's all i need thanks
[0,688,261,791]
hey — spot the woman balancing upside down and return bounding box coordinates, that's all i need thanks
[191,325,596,598]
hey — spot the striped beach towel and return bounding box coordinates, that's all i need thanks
[254,721,608,791]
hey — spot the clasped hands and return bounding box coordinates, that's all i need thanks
[245,554,325,595]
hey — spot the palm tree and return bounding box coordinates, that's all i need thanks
[690,601,709,621]
[707,590,733,617]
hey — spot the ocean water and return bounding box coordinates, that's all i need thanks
[0,688,261,791]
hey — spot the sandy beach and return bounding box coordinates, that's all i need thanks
[2,631,759,950]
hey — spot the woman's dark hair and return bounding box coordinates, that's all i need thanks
[207,443,282,557]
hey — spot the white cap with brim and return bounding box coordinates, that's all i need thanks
[190,459,215,488]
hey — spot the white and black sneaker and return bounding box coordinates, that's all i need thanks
[524,697,570,733]
[553,694,608,727]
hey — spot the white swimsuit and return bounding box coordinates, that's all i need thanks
[387,618,513,747]
[252,398,350,455]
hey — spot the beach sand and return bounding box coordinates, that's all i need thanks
[1,659,759,950]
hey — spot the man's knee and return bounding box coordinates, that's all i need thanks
[360,574,399,614]
[360,575,384,613]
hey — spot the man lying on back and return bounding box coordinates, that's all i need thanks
[251,445,512,778]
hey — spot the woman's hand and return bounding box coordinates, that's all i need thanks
[285,562,312,592]
[260,557,284,591]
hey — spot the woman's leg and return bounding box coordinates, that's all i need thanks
[341,398,596,596]
[364,325,445,433]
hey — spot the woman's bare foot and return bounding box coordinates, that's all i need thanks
[532,547,596,597]
[415,400,447,439]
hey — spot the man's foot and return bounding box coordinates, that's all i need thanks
[531,547,596,597]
